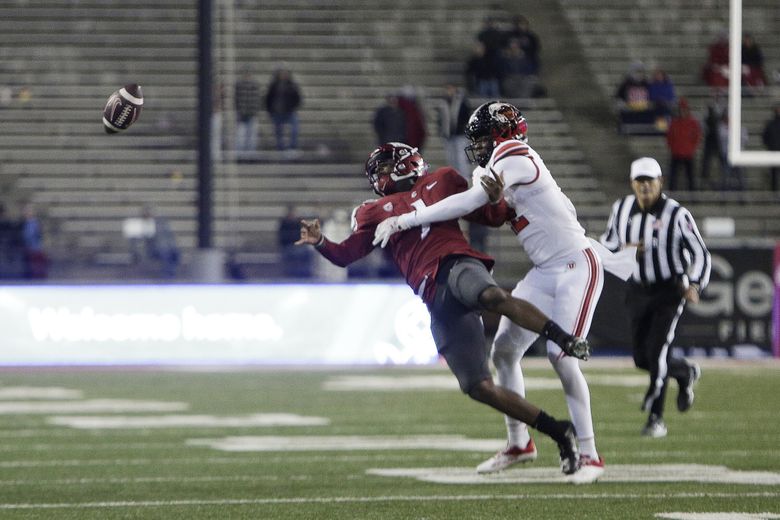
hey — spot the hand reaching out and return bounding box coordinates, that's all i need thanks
[295,219,322,246]
[479,169,505,204]
[372,216,402,248]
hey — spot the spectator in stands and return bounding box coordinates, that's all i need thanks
[718,113,748,191]
[702,30,729,91]
[476,16,506,61]
[436,83,486,250]
[761,106,780,192]
[615,61,655,132]
[700,91,726,188]
[398,85,426,152]
[265,67,302,153]
[234,69,262,158]
[373,94,406,145]
[20,203,48,279]
[17,86,32,107]
[665,98,702,191]
[437,83,471,180]
[466,41,503,98]
[278,204,313,278]
[0,204,23,279]
[648,67,676,125]
[741,33,767,96]
[504,15,540,75]
[130,206,180,278]
[147,207,179,278]
[501,38,538,98]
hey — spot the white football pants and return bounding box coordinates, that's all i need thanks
[492,247,604,457]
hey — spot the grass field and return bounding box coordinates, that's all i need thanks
[0,358,778,519]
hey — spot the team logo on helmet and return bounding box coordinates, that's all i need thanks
[464,101,528,167]
[365,142,428,197]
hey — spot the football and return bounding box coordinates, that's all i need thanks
[102,84,143,134]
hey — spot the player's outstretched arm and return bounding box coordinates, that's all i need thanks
[372,184,490,248]
[479,169,505,203]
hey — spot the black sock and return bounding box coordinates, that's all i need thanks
[533,410,561,437]
[542,320,571,349]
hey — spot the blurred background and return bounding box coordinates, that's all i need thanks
[0,0,777,362]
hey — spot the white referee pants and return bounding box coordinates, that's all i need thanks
[491,248,604,455]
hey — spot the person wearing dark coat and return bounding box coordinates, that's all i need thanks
[265,68,302,151]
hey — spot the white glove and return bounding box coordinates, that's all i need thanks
[373,216,402,248]
[372,213,417,248]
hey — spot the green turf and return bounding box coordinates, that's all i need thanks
[0,359,778,519]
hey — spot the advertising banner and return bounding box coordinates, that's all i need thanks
[774,242,780,357]
[0,284,437,366]
[590,243,775,355]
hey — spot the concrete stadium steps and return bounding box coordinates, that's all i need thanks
[560,0,780,236]
[3,0,609,282]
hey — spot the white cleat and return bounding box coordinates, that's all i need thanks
[641,414,668,438]
[476,438,537,474]
[568,455,605,485]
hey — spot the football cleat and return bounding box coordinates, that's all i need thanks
[641,413,667,438]
[476,438,537,474]
[568,455,605,485]
[556,421,580,475]
[677,362,701,412]
[563,336,591,361]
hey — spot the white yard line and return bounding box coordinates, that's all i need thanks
[0,399,188,414]
[186,434,504,452]
[0,492,778,510]
[0,387,83,400]
[368,465,780,485]
[48,413,330,429]
[0,453,452,468]
[0,475,283,486]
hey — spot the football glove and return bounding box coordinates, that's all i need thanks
[563,336,591,361]
[372,213,416,248]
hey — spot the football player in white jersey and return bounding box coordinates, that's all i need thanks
[374,101,631,484]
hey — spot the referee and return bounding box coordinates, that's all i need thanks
[600,157,711,438]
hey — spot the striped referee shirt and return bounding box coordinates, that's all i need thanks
[600,194,711,289]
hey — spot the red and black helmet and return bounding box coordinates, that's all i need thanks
[464,101,528,167]
[365,142,428,196]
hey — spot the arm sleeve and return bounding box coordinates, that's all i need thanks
[407,183,489,227]
[463,198,513,227]
[599,199,623,252]
[675,208,711,289]
[316,232,374,267]
[316,205,377,267]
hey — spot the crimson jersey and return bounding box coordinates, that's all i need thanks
[317,167,509,305]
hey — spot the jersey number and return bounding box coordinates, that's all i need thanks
[411,200,431,241]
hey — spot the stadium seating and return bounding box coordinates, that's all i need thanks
[560,0,780,236]
[0,0,611,284]
[1,0,774,283]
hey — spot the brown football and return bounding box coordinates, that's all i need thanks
[102,84,143,134]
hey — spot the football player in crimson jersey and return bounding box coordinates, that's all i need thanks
[372,103,633,484]
[296,142,590,476]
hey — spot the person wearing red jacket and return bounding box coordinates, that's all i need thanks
[666,98,702,191]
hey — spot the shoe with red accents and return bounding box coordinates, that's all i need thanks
[476,438,538,474]
[568,455,605,484]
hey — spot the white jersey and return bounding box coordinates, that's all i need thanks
[479,139,590,266]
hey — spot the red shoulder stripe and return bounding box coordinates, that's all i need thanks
[494,144,529,165]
